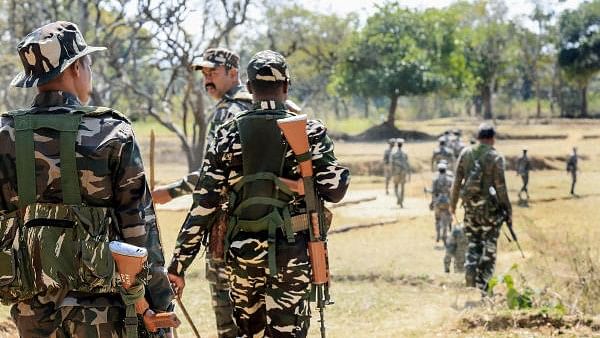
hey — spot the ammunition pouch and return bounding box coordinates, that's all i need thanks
[0,204,118,304]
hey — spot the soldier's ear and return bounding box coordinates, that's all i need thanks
[282,82,288,95]
[246,80,253,94]
[229,67,238,79]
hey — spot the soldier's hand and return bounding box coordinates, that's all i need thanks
[168,273,185,298]
[152,187,173,205]
[429,202,434,211]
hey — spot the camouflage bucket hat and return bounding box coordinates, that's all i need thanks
[247,50,290,82]
[191,47,240,70]
[11,21,106,88]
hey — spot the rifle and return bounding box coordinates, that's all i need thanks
[488,187,525,258]
[109,242,181,335]
[277,114,330,338]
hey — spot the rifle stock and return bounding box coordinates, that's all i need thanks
[109,242,181,333]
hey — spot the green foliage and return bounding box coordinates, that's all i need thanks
[488,264,567,314]
[558,0,600,85]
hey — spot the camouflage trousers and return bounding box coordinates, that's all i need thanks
[434,207,452,243]
[570,171,577,195]
[11,291,125,338]
[392,172,407,207]
[205,253,238,338]
[384,164,392,193]
[226,231,311,338]
[519,174,529,199]
[463,210,501,291]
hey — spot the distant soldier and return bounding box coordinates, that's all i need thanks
[429,161,454,244]
[451,129,465,158]
[0,21,174,336]
[444,225,468,273]
[450,123,512,291]
[383,138,395,195]
[432,139,455,172]
[516,147,531,200]
[391,138,411,207]
[152,47,251,338]
[567,147,578,195]
[440,130,452,144]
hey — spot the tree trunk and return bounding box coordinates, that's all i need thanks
[581,85,588,118]
[386,95,399,126]
[482,84,493,119]
[364,98,369,118]
[333,97,340,118]
[535,78,541,118]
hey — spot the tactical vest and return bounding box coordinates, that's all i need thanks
[225,109,298,276]
[0,108,121,304]
[460,145,494,210]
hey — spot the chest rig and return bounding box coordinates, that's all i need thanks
[0,108,120,303]
[224,107,299,276]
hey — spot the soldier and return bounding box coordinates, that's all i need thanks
[152,47,251,338]
[383,138,395,194]
[566,147,578,196]
[391,138,411,207]
[451,129,465,158]
[167,50,350,337]
[449,123,512,291]
[429,161,454,244]
[444,225,468,273]
[516,147,531,201]
[0,21,173,337]
[432,139,455,172]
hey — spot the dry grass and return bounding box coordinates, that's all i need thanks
[1,118,600,337]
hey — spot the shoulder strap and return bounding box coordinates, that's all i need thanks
[13,113,83,207]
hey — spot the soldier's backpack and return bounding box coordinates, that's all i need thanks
[460,147,491,201]
[0,108,124,303]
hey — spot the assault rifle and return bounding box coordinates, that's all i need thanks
[277,114,330,338]
[109,242,181,335]
[488,187,525,259]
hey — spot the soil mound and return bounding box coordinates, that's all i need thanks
[505,156,558,170]
[496,133,568,140]
[458,311,600,332]
[352,123,434,142]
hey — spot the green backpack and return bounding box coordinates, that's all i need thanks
[0,109,120,304]
[460,147,490,201]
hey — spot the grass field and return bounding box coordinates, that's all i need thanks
[1,118,599,337]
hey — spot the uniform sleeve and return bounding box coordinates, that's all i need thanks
[165,170,200,198]
[450,149,467,211]
[168,130,229,276]
[112,130,173,310]
[308,120,350,203]
[493,155,512,216]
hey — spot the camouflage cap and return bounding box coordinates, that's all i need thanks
[11,21,106,88]
[247,50,290,82]
[437,161,448,170]
[396,138,405,145]
[191,47,240,70]
[387,138,395,145]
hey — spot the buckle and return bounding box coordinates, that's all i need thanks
[124,316,138,326]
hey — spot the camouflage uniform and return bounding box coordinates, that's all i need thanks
[391,140,410,207]
[431,141,455,172]
[444,226,467,273]
[430,166,454,244]
[566,149,578,195]
[517,150,531,200]
[450,124,511,291]
[383,139,395,195]
[1,21,173,337]
[168,51,350,338]
[450,130,465,158]
[160,48,251,338]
